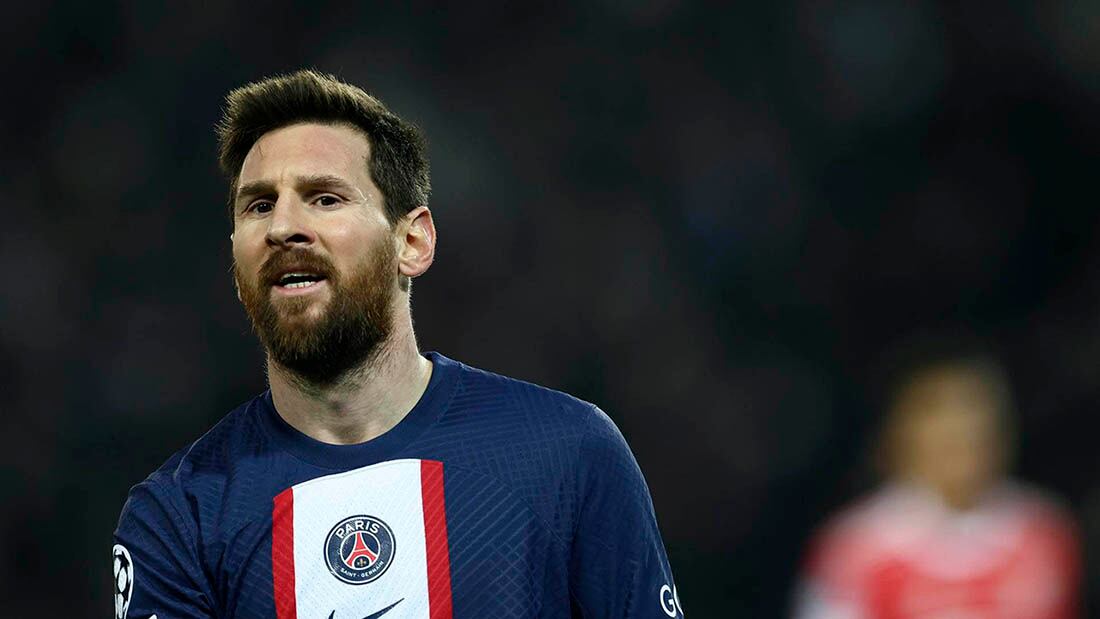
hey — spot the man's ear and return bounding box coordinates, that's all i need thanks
[397,206,436,279]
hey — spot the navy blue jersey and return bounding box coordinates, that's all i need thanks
[113,352,684,619]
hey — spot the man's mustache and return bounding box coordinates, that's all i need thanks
[258,249,336,286]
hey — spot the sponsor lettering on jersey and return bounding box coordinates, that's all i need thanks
[659,583,683,617]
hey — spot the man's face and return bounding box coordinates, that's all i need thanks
[892,365,1006,508]
[231,122,398,384]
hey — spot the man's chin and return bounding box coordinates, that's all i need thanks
[256,306,330,346]
[268,294,330,319]
[262,325,330,363]
[270,313,330,341]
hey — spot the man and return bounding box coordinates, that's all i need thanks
[112,70,683,619]
[793,349,1079,618]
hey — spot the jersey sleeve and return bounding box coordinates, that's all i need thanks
[569,406,683,618]
[113,476,214,619]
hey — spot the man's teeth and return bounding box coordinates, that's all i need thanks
[277,272,324,288]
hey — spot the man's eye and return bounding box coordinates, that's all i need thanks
[250,201,274,214]
[317,195,340,207]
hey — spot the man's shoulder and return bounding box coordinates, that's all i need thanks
[439,355,642,497]
[116,392,272,540]
[131,393,270,497]
[444,354,620,444]
[437,356,643,541]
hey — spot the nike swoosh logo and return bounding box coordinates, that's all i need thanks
[327,598,403,619]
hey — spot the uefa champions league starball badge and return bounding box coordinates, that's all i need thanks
[324,515,396,585]
[113,544,134,619]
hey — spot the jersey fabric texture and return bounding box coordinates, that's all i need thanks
[113,352,682,619]
[793,482,1079,619]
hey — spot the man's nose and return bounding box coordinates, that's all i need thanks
[265,199,315,248]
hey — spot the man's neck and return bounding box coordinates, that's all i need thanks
[267,328,433,445]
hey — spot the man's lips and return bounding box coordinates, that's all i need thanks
[256,252,335,297]
[266,268,331,296]
[271,277,328,297]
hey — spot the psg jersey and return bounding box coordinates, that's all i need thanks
[112,352,684,619]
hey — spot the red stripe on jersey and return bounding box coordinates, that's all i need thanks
[272,487,297,619]
[421,460,453,618]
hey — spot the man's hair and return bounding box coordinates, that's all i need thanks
[216,69,430,224]
[874,332,1013,419]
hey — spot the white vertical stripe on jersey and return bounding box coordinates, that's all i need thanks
[289,459,431,618]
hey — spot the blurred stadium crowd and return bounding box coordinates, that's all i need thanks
[3,1,1100,616]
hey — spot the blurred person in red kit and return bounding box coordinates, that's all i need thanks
[793,345,1080,619]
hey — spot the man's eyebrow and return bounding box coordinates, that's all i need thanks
[295,174,357,193]
[234,175,358,203]
[235,180,276,203]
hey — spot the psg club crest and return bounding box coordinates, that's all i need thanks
[324,515,396,585]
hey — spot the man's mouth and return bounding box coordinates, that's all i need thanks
[274,272,328,290]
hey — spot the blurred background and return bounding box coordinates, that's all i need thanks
[2,0,1099,616]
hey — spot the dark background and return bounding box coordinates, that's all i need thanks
[3,1,1099,616]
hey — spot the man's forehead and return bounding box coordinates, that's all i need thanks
[239,122,371,182]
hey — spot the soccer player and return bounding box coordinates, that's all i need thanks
[793,350,1079,618]
[112,70,683,619]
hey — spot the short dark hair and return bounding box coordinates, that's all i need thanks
[216,69,430,224]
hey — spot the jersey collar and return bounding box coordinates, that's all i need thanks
[257,351,462,469]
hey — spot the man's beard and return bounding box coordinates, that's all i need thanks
[235,240,396,387]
